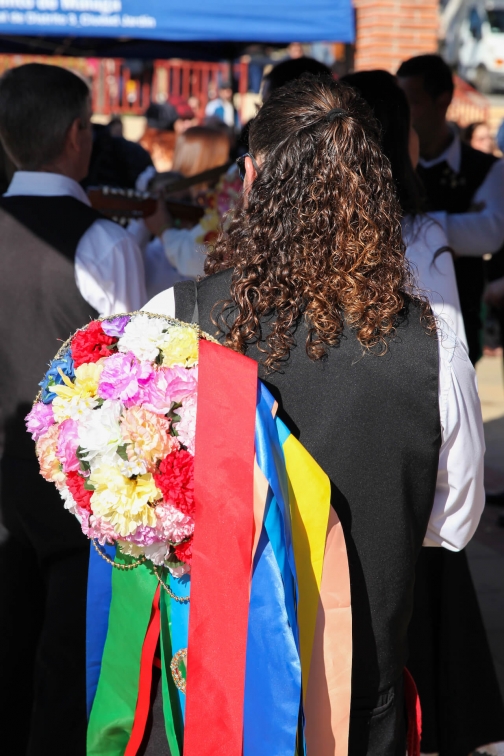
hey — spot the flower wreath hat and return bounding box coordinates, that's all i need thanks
[27,311,365,756]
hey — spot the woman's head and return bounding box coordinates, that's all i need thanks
[207,75,424,371]
[171,126,231,178]
[462,121,493,154]
[342,70,424,216]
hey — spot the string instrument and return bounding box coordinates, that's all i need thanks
[87,161,233,226]
[87,186,205,226]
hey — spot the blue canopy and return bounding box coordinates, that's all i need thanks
[0,0,354,46]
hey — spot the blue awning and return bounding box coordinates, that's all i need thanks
[0,0,354,45]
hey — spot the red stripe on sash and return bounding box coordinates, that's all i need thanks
[124,586,161,756]
[404,667,422,756]
[184,340,258,756]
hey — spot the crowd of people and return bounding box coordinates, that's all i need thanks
[0,51,503,756]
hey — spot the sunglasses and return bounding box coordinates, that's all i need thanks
[236,152,260,181]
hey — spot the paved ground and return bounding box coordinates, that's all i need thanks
[468,356,504,698]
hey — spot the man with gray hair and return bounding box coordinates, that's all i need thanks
[0,63,146,755]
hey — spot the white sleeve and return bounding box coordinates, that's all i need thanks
[75,219,147,317]
[142,287,176,318]
[441,160,504,256]
[161,226,207,279]
[424,328,485,550]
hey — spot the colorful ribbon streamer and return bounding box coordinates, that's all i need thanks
[85,340,354,756]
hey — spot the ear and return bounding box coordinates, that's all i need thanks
[66,116,83,155]
[243,155,258,194]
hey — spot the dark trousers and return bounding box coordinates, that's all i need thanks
[408,548,504,756]
[0,456,89,756]
[349,675,407,756]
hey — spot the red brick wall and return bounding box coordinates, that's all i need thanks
[353,0,439,74]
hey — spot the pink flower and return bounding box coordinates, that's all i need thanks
[25,402,55,441]
[126,525,160,547]
[80,512,117,545]
[156,502,194,543]
[57,419,80,472]
[98,352,153,406]
[175,392,197,454]
[121,406,176,468]
[141,365,198,415]
[36,424,65,488]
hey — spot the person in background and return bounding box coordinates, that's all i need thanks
[462,120,495,154]
[0,63,145,756]
[345,67,504,756]
[141,125,234,284]
[397,54,504,365]
[260,55,332,102]
[107,115,123,138]
[84,121,153,190]
[140,99,196,172]
[204,80,236,129]
[143,74,485,755]
[342,70,466,344]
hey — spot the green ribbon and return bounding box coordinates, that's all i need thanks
[87,554,158,756]
[160,589,184,756]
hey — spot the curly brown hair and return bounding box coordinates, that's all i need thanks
[205,75,429,372]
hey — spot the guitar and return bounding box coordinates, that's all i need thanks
[87,186,205,225]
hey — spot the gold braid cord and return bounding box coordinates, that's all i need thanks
[153,565,190,604]
[92,539,145,570]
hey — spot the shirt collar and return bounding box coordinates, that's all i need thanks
[4,171,91,206]
[418,129,461,174]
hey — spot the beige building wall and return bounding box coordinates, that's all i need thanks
[353,0,439,74]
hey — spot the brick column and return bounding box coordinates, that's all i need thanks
[353,0,439,74]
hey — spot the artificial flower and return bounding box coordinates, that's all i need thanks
[175,392,197,454]
[66,470,93,512]
[36,424,65,488]
[117,314,167,362]
[141,365,197,415]
[158,325,199,368]
[71,321,118,368]
[174,539,192,565]
[154,449,194,517]
[78,399,123,465]
[97,352,153,406]
[51,362,103,422]
[89,464,162,537]
[156,501,194,543]
[80,512,118,545]
[39,351,75,403]
[101,316,130,338]
[121,406,175,469]
[57,418,80,472]
[25,402,55,441]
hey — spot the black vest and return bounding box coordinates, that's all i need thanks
[175,270,441,700]
[418,142,497,364]
[0,195,101,459]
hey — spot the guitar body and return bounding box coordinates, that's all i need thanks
[87,187,205,226]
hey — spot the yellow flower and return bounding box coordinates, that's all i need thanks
[52,363,103,421]
[159,325,199,368]
[89,464,161,537]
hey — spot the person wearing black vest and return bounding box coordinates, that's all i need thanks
[0,64,146,755]
[397,55,504,756]
[397,54,504,367]
[143,76,485,755]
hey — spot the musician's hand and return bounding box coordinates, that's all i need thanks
[144,196,173,238]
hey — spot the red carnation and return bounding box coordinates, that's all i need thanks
[71,321,118,368]
[154,449,194,517]
[174,539,192,565]
[66,471,93,512]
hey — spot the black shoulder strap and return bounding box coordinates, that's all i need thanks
[174,279,199,324]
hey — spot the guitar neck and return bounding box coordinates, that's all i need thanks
[87,187,205,224]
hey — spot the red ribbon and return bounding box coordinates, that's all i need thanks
[124,586,161,756]
[404,667,422,756]
[184,340,258,756]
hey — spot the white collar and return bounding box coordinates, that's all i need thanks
[418,129,461,174]
[4,171,91,206]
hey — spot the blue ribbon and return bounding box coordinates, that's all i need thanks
[85,542,115,717]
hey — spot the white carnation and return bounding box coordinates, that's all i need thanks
[78,399,123,465]
[117,314,167,362]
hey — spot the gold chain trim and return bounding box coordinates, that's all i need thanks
[91,539,145,570]
[153,565,190,604]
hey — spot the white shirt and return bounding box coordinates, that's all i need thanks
[403,214,468,349]
[4,171,146,317]
[143,286,485,553]
[419,132,504,257]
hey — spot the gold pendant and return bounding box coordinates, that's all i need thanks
[171,648,187,694]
